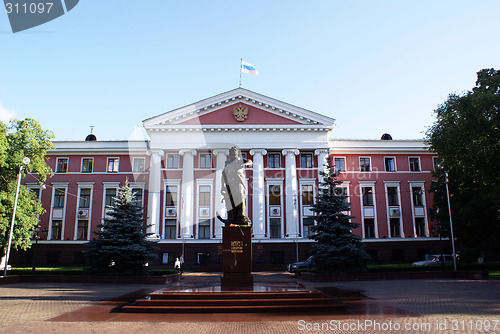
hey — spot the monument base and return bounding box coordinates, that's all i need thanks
[221,273,254,290]
[221,226,253,290]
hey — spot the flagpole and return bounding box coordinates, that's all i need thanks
[239,58,242,88]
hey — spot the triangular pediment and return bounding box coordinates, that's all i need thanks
[143,88,335,130]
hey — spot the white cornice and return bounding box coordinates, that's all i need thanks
[330,139,430,153]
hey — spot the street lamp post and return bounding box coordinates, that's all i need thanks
[3,157,30,277]
[444,171,458,272]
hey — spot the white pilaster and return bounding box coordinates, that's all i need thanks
[179,149,197,239]
[315,148,329,183]
[249,149,267,238]
[147,149,164,236]
[282,149,300,238]
[213,149,229,239]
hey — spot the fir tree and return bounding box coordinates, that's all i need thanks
[85,182,157,275]
[309,157,369,273]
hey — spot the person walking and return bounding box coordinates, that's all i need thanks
[174,258,181,275]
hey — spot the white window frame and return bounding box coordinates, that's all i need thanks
[409,156,421,172]
[74,183,94,241]
[107,157,119,173]
[359,156,371,172]
[299,179,316,238]
[49,183,68,240]
[384,181,403,238]
[333,156,346,172]
[132,157,146,173]
[166,154,180,169]
[102,182,120,220]
[266,178,284,238]
[81,157,94,173]
[384,156,397,172]
[196,179,213,239]
[163,179,180,239]
[198,153,212,169]
[359,181,378,238]
[409,181,428,237]
[55,157,69,173]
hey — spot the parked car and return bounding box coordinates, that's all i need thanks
[412,254,454,266]
[287,256,315,273]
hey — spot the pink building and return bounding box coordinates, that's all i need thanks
[14,89,446,268]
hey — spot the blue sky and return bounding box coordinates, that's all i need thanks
[1,1,499,141]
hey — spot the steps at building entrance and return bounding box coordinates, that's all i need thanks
[121,288,347,314]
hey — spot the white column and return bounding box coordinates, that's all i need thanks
[249,149,267,239]
[147,149,164,236]
[315,149,329,183]
[179,149,196,239]
[282,149,300,238]
[213,149,229,239]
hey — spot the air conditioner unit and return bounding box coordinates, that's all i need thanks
[199,207,210,218]
[78,209,89,218]
[269,206,281,217]
[165,207,177,217]
[390,208,400,217]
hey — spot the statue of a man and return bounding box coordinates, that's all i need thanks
[217,146,253,226]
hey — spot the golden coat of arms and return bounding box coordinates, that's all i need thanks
[233,104,248,122]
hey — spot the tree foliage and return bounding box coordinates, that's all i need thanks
[85,183,157,275]
[0,118,54,252]
[426,68,500,261]
[309,157,369,273]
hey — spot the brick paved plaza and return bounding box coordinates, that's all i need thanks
[1,273,499,334]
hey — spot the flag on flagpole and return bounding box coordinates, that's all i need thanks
[241,60,259,75]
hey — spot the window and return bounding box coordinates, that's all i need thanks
[56,158,68,173]
[269,185,281,205]
[301,185,314,205]
[78,188,91,208]
[198,220,210,239]
[362,187,374,206]
[360,157,371,172]
[133,158,145,172]
[390,218,401,237]
[51,220,62,240]
[334,157,345,172]
[162,252,171,264]
[132,188,143,205]
[387,187,399,206]
[81,158,93,173]
[105,188,117,207]
[270,218,281,238]
[76,220,88,240]
[197,252,210,265]
[412,187,424,206]
[268,153,281,168]
[53,188,66,208]
[364,218,375,238]
[300,153,313,168]
[199,153,212,169]
[385,157,396,172]
[199,185,211,206]
[303,217,315,238]
[335,187,348,204]
[167,154,179,169]
[415,218,426,237]
[107,158,119,173]
[409,157,420,171]
[432,157,442,171]
[164,219,177,239]
[165,185,178,206]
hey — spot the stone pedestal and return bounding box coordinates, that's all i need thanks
[221,226,253,289]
